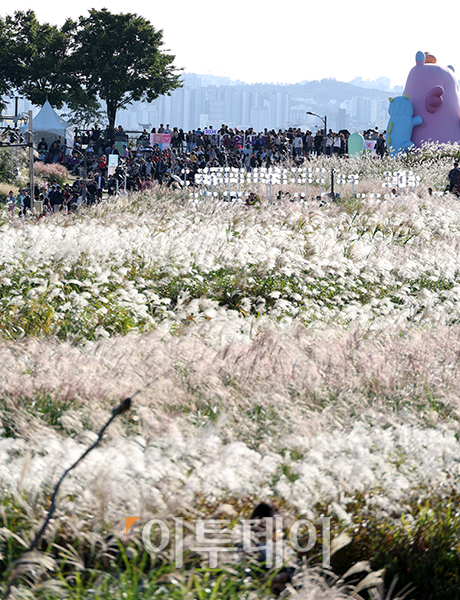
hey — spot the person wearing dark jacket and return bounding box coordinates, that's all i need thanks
[447,162,460,195]
[22,193,31,215]
[86,180,97,205]
[49,185,63,212]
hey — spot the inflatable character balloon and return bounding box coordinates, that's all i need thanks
[403,51,460,146]
[386,95,422,157]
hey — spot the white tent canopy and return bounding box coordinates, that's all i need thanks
[23,99,74,151]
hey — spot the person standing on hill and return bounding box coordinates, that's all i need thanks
[305,131,313,155]
[6,190,15,215]
[86,179,97,205]
[293,133,303,158]
[49,185,63,213]
[447,162,460,195]
[314,131,323,155]
[376,133,387,158]
[22,191,31,215]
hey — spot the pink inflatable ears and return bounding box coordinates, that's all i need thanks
[426,86,444,113]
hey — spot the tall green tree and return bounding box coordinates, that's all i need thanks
[3,11,77,109]
[0,17,11,112]
[71,9,182,128]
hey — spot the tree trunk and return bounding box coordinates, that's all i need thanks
[106,100,118,129]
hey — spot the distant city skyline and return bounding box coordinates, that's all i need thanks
[2,71,401,133]
[1,0,459,89]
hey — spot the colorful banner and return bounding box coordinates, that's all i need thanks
[149,133,171,150]
[147,132,274,152]
[364,140,377,157]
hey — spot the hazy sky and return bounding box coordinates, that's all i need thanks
[1,0,458,88]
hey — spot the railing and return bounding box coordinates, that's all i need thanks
[382,171,421,196]
[183,167,421,204]
[186,166,363,203]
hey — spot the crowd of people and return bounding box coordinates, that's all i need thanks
[3,178,106,217]
[3,122,392,214]
[53,123,389,196]
[5,122,460,214]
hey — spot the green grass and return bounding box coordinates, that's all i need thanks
[3,258,460,340]
[5,476,460,599]
[332,492,460,599]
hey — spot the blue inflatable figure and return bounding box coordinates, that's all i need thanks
[386,95,422,157]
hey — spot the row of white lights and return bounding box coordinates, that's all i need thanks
[184,167,361,203]
[177,167,419,203]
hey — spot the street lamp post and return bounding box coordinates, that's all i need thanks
[306,111,327,156]
[307,111,337,199]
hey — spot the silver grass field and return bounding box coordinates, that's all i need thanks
[2,148,460,599]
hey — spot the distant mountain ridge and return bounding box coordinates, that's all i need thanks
[185,73,400,102]
[242,80,394,103]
